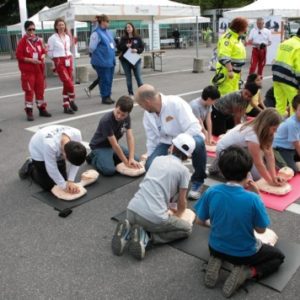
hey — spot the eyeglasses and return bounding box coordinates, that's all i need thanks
[27,28,35,32]
[258,31,261,34]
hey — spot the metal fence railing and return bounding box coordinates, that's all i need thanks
[0,27,12,57]
[0,22,213,59]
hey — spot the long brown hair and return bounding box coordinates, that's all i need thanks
[240,108,282,150]
[124,23,138,38]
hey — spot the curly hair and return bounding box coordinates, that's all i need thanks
[230,17,248,33]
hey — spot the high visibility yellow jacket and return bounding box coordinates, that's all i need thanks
[272,35,300,89]
[217,29,246,73]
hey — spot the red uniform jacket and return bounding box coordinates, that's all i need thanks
[16,35,46,73]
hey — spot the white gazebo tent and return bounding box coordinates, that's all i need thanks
[39,0,205,71]
[223,0,300,18]
[39,0,202,52]
[38,0,200,22]
[156,16,210,25]
[7,6,88,32]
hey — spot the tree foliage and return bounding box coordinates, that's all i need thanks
[0,0,65,26]
[175,0,253,10]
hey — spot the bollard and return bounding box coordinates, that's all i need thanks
[76,66,89,83]
[193,58,204,73]
[143,55,153,68]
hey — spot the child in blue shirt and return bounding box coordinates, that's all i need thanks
[273,95,300,173]
[194,145,284,298]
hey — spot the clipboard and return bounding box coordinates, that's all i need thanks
[123,48,141,65]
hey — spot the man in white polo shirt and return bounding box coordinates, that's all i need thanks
[248,18,272,76]
[135,84,207,200]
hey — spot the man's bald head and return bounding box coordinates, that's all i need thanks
[135,84,158,104]
[135,84,161,113]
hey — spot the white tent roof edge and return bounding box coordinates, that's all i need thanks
[223,0,300,19]
[7,6,87,32]
[39,0,201,22]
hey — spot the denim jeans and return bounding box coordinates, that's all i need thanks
[120,58,143,95]
[145,135,207,184]
[127,209,192,244]
[93,65,115,98]
[91,146,138,176]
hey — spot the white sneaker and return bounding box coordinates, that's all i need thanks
[84,87,91,98]
[188,182,202,200]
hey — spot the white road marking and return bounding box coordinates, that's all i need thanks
[0,68,193,100]
[0,72,272,101]
[286,203,300,215]
[0,71,19,78]
[25,89,205,133]
[25,107,117,132]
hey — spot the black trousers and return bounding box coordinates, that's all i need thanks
[246,107,261,117]
[88,78,99,91]
[211,106,235,136]
[31,160,67,191]
[209,244,285,279]
[274,147,300,173]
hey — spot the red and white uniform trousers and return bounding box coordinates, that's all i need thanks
[53,56,75,108]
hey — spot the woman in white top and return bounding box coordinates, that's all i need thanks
[47,18,77,114]
[212,108,284,186]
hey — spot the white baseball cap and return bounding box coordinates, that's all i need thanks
[172,133,196,157]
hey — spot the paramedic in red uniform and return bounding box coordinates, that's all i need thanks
[16,20,51,121]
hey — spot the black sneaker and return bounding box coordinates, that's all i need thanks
[64,107,74,114]
[25,108,34,121]
[69,101,78,111]
[204,255,222,288]
[222,265,251,298]
[38,108,52,117]
[128,224,150,260]
[19,158,33,180]
[111,219,131,256]
[86,153,93,165]
[102,97,115,105]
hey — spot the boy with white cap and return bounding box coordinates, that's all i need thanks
[111,133,196,260]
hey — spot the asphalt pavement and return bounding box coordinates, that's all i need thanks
[0,45,299,300]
